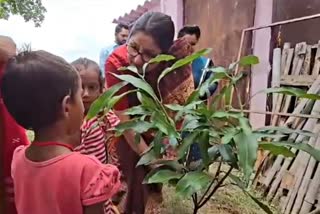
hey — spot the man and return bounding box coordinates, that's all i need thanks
[178,25,217,98]
[0,36,29,214]
[99,23,129,78]
[178,26,217,164]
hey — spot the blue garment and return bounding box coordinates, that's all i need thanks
[99,43,119,78]
[192,56,217,98]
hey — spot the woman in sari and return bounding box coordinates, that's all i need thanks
[105,12,194,214]
[0,36,29,214]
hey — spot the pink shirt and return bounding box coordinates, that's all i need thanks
[11,145,121,214]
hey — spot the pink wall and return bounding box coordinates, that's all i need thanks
[160,0,184,37]
[249,0,273,128]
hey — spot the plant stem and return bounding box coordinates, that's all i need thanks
[199,160,222,204]
[234,85,244,112]
[192,193,199,214]
[198,166,233,208]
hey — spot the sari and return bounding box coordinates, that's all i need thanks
[105,38,194,214]
[0,63,29,214]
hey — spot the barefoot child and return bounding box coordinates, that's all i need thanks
[1,50,120,214]
[71,58,126,213]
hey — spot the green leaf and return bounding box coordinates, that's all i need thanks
[178,132,199,159]
[239,117,252,135]
[208,146,220,162]
[144,169,183,184]
[262,141,320,161]
[219,144,238,169]
[107,90,136,109]
[137,91,159,110]
[151,159,185,172]
[119,65,140,75]
[259,142,295,157]
[239,55,259,66]
[198,131,210,167]
[86,82,128,119]
[224,85,232,106]
[115,120,154,135]
[222,127,239,144]
[134,133,141,145]
[264,87,320,100]
[148,54,175,64]
[256,126,314,137]
[112,73,158,100]
[137,149,156,166]
[176,171,212,197]
[233,132,258,183]
[157,48,212,85]
[125,106,150,116]
[152,132,163,157]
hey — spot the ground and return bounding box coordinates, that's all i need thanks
[160,185,279,214]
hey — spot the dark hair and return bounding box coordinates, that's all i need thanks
[130,12,175,53]
[1,50,79,131]
[115,23,129,35]
[178,25,201,40]
[71,57,103,91]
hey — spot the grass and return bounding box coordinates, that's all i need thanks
[160,182,279,214]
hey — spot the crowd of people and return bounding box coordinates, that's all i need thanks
[0,12,216,214]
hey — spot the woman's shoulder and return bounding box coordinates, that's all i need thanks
[106,45,129,68]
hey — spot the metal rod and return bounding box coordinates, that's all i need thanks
[231,109,320,120]
[235,13,320,73]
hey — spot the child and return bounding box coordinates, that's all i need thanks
[71,58,125,213]
[1,50,120,214]
[0,36,29,214]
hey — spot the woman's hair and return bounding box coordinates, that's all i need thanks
[1,50,79,131]
[129,12,175,53]
[177,25,201,40]
[71,57,103,91]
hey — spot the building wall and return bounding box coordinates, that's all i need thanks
[273,0,320,45]
[184,0,256,108]
[184,0,256,66]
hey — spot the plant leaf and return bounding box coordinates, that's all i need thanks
[176,171,212,197]
[148,54,175,64]
[144,169,183,184]
[86,82,128,119]
[125,106,150,116]
[115,120,154,135]
[107,90,136,109]
[259,142,295,157]
[198,131,210,167]
[264,87,320,100]
[256,126,314,137]
[119,65,140,75]
[178,132,199,159]
[233,132,258,184]
[137,149,156,166]
[261,141,320,161]
[157,48,212,85]
[112,73,158,100]
[219,144,238,169]
[239,55,259,66]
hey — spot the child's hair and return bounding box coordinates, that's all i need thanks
[71,58,103,91]
[1,50,79,131]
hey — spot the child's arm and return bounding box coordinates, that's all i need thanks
[84,202,105,214]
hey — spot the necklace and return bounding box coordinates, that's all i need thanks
[32,142,74,151]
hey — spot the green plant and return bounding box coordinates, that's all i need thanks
[88,49,320,214]
[0,0,46,27]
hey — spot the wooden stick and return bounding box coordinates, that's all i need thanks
[231,109,320,120]
[312,40,320,76]
[301,45,312,75]
[292,125,320,213]
[272,48,282,111]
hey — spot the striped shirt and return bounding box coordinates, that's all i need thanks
[75,110,120,214]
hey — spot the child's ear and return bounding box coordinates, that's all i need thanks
[61,95,72,118]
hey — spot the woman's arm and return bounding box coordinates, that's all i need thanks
[115,110,149,155]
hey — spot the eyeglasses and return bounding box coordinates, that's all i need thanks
[127,44,154,62]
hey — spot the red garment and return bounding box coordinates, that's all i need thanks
[0,63,29,214]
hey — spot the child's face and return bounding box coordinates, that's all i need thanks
[79,66,101,114]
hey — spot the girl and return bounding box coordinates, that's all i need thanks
[71,58,125,214]
[0,36,29,214]
[105,12,194,214]
[1,50,120,214]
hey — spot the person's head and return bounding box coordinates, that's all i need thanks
[0,36,16,64]
[71,58,102,114]
[127,12,175,68]
[115,23,129,45]
[178,25,201,53]
[1,50,84,145]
